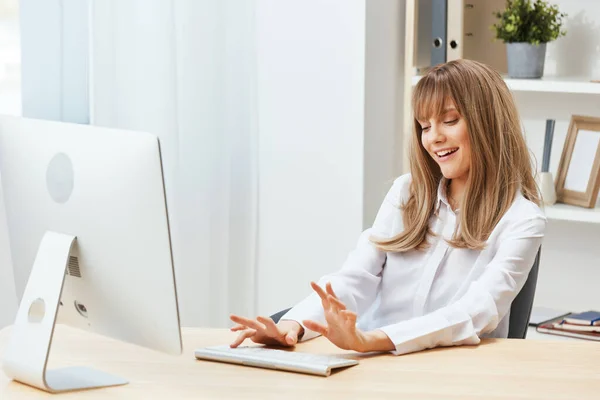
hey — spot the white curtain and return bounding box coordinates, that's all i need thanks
[90,0,258,327]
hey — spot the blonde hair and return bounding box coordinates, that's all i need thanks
[374,59,540,252]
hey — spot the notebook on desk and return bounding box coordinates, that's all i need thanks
[536,311,600,341]
[563,311,600,326]
[537,322,600,341]
[194,345,359,377]
[528,306,572,327]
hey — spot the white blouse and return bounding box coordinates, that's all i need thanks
[281,174,546,355]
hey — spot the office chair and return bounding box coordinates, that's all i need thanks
[507,248,541,339]
[270,248,541,340]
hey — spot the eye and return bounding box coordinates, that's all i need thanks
[444,118,458,125]
[421,126,431,132]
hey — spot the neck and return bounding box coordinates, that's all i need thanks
[448,177,467,209]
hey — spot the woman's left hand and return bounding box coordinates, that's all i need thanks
[302,282,370,352]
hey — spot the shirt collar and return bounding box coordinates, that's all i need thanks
[435,179,524,215]
[435,177,456,214]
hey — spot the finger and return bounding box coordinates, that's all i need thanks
[327,294,340,313]
[328,294,347,311]
[230,329,256,348]
[310,281,330,309]
[230,324,247,332]
[285,330,298,345]
[302,319,328,337]
[230,314,254,326]
[326,282,339,299]
[256,316,280,335]
[230,314,258,327]
[230,315,267,332]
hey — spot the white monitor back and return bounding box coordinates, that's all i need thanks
[0,177,17,329]
[0,116,182,355]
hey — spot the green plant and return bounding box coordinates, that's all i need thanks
[492,0,567,44]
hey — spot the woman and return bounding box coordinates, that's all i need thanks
[229,59,546,355]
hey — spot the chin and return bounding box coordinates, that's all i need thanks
[440,170,458,179]
[440,168,464,180]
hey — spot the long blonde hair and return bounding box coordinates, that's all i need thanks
[374,59,540,252]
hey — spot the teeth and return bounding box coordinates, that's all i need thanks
[436,148,457,157]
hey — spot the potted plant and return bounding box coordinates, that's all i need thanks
[492,0,567,79]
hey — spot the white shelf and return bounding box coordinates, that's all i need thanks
[505,76,600,94]
[411,75,600,95]
[544,203,600,224]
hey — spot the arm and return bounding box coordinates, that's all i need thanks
[376,214,546,355]
[281,174,410,340]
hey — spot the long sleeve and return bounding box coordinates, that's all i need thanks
[378,214,546,355]
[281,175,410,340]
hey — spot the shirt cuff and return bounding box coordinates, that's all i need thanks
[378,312,479,355]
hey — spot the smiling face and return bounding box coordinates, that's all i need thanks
[418,103,471,184]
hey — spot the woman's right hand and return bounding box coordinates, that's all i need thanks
[229,314,304,348]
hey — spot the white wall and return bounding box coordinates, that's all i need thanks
[255,0,403,315]
[363,0,405,228]
[514,0,600,312]
[255,0,366,314]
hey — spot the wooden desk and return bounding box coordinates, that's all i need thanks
[1,325,598,399]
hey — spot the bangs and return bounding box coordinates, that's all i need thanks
[412,73,456,123]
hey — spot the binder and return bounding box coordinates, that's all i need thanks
[446,0,463,61]
[446,0,507,73]
[431,0,447,66]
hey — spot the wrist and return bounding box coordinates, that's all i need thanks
[357,330,395,353]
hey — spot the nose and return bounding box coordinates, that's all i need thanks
[428,123,445,144]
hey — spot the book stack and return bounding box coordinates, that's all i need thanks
[537,311,600,341]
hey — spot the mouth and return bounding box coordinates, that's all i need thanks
[435,148,458,160]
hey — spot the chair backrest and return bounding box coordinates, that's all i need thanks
[271,248,541,339]
[507,248,541,339]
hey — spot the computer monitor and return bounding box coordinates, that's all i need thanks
[0,115,182,393]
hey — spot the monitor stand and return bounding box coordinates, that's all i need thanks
[1,231,128,393]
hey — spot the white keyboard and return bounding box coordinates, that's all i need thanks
[194,345,359,377]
